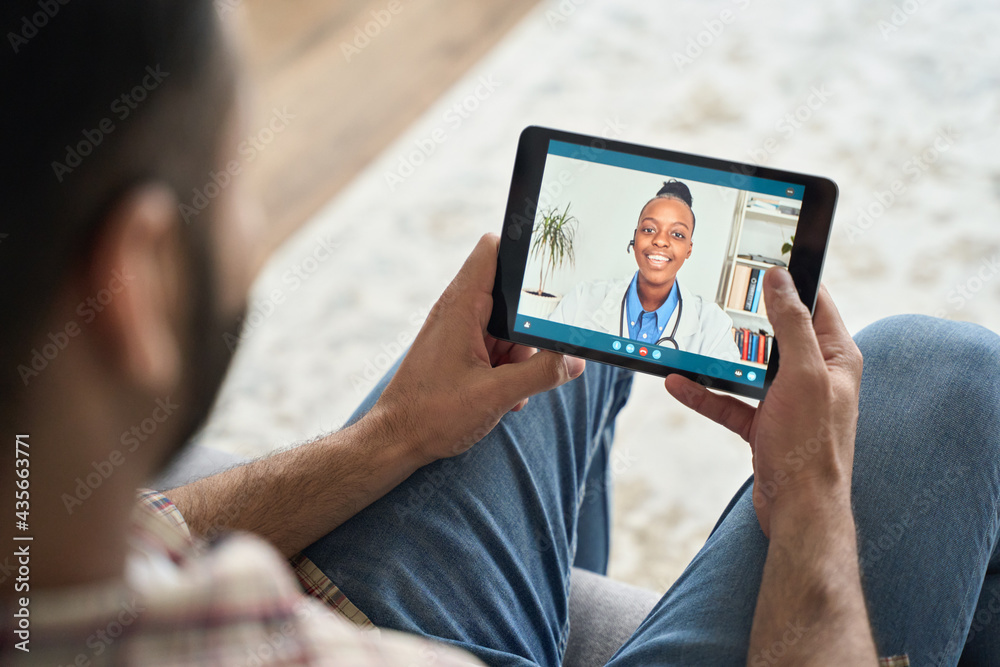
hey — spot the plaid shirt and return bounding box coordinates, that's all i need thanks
[0,490,481,666]
[2,491,910,665]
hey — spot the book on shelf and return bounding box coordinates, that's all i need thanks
[747,197,780,211]
[728,263,771,318]
[749,272,763,312]
[731,327,773,364]
[747,197,799,217]
[727,264,752,310]
[743,268,759,311]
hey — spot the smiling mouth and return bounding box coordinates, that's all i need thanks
[645,253,673,266]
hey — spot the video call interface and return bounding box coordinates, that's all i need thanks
[515,139,805,388]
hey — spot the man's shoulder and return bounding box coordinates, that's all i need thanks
[12,491,483,665]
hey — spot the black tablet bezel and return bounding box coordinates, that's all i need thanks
[488,126,838,400]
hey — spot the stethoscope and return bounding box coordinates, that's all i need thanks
[622,235,683,349]
[619,287,683,349]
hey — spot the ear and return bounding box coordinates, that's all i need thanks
[685,240,693,259]
[85,183,185,394]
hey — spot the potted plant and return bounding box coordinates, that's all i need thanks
[520,203,578,318]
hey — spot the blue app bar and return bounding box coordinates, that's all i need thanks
[547,140,804,201]
[516,315,765,388]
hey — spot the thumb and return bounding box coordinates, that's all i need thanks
[763,267,822,367]
[488,350,585,408]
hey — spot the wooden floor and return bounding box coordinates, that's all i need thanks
[238,0,540,260]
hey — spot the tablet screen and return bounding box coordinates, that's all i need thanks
[491,127,837,399]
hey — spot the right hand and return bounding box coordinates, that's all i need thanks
[665,268,863,537]
[369,234,586,468]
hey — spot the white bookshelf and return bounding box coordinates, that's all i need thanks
[716,193,800,366]
[717,193,800,324]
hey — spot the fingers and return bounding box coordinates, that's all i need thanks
[489,350,585,409]
[762,267,823,369]
[486,337,536,367]
[446,233,500,304]
[665,374,756,442]
[813,285,864,380]
[506,343,536,365]
[811,285,849,339]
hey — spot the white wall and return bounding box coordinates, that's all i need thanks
[522,155,741,303]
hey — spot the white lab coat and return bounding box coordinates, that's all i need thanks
[548,276,742,362]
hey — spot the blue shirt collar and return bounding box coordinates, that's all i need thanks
[626,272,680,338]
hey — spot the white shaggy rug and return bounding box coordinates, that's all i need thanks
[202,0,1000,592]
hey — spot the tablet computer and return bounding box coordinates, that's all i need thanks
[488,126,838,400]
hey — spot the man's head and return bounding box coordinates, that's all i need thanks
[1,0,253,473]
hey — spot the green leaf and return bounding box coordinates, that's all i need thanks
[530,203,579,295]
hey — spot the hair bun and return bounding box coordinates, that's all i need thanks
[656,179,693,208]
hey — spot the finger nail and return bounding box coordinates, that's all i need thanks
[563,356,585,379]
[769,267,795,293]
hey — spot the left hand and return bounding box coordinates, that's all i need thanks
[370,234,586,466]
[664,269,863,537]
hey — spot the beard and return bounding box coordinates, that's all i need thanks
[149,232,247,474]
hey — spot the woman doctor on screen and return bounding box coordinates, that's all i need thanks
[548,180,742,362]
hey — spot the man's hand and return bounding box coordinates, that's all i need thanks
[168,234,584,557]
[370,233,586,467]
[665,267,862,536]
[666,267,877,665]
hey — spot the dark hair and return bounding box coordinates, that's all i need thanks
[0,0,233,402]
[654,179,696,235]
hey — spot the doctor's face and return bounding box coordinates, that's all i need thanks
[632,197,694,287]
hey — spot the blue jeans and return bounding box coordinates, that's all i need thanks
[302,315,1000,665]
